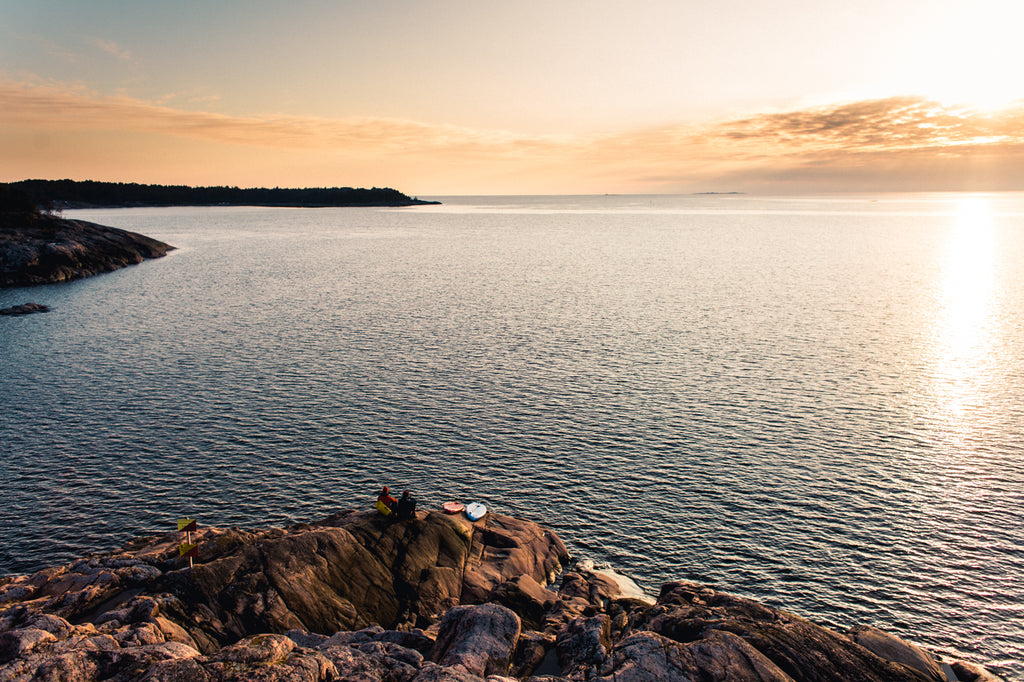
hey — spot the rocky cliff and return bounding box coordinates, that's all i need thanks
[0,213,173,288]
[0,510,1003,681]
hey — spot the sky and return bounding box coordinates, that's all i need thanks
[2,0,1023,195]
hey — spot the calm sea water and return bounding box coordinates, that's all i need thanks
[1,194,1022,676]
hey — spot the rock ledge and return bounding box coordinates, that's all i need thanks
[0,510,1003,681]
[0,213,174,288]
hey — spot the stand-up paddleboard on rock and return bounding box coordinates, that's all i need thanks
[442,501,464,514]
[465,502,487,521]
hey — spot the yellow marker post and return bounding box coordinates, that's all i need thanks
[177,518,198,568]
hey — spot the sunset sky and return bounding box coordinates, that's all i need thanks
[2,0,1023,195]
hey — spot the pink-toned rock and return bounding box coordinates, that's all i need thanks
[555,614,612,678]
[430,603,521,678]
[598,629,794,682]
[557,570,623,607]
[153,616,199,649]
[636,581,937,682]
[0,627,56,662]
[23,613,73,638]
[319,640,421,681]
[209,633,295,665]
[411,661,484,681]
[459,516,567,605]
[0,509,1007,682]
[115,621,166,647]
[24,649,101,681]
[849,625,945,681]
[79,633,120,651]
[951,659,1008,682]
[138,656,214,682]
[488,574,557,630]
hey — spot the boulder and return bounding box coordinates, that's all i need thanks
[636,581,936,682]
[510,630,555,678]
[597,629,793,682]
[488,574,557,630]
[555,614,612,678]
[951,659,1008,682]
[429,604,521,678]
[849,624,946,681]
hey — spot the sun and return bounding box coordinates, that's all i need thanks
[916,58,1022,113]
[931,86,1022,115]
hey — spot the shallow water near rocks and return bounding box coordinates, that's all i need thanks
[1,194,1022,677]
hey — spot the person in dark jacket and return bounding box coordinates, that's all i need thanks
[395,490,417,520]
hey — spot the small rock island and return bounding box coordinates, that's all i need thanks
[0,509,1002,681]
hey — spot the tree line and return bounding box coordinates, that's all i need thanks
[5,180,433,208]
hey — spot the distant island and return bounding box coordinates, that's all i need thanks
[7,179,440,209]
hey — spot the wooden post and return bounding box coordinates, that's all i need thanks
[177,518,199,569]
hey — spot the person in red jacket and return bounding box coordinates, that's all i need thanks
[376,486,397,515]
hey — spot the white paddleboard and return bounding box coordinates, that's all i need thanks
[465,502,487,521]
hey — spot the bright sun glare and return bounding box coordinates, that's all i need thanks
[924,65,1023,114]
[932,196,997,438]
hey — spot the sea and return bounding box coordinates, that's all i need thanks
[1,193,1022,677]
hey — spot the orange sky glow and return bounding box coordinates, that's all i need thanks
[2,1,1022,195]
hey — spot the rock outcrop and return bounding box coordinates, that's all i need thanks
[0,509,1003,681]
[0,213,173,288]
[0,303,49,315]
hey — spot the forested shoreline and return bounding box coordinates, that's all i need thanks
[7,180,438,209]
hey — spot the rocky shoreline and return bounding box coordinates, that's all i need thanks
[0,213,174,288]
[0,509,1003,681]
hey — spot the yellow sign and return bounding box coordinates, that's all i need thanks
[177,518,197,532]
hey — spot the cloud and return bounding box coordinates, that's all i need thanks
[573,97,1024,191]
[0,81,549,153]
[2,81,1023,192]
[88,38,133,61]
[711,96,1024,151]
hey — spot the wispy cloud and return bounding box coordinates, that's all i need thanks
[3,81,1023,192]
[712,97,1024,152]
[88,37,133,61]
[0,81,559,153]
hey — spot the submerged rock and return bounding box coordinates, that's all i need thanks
[0,509,1004,681]
[0,302,49,315]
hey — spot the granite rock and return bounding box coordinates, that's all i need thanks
[0,213,174,288]
[0,510,1005,681]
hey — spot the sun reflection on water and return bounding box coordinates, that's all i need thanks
[931,196,997,442]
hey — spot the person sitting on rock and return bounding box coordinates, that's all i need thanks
[395,490,417,520]
[376,486,397,515]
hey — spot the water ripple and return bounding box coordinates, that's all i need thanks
[1,197,1023,678]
